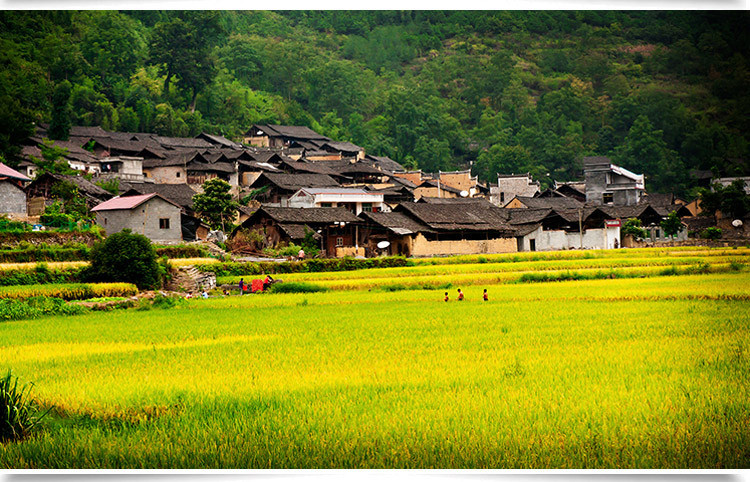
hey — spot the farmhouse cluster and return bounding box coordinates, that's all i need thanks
[0,123,741,257]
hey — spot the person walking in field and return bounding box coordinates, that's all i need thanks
[457,289,464,301]
[239,278,244,295]
[483,289,488,301]
[444,292,449,302]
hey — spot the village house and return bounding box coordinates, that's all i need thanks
[243,124,331,149]
[503,195,584,210]
[91,193,183,243]
[0,162,31,217]
[490,173,540,206]
[509,207,622,251]
[233,206,363,257]
[25,172,113,215]
[288,187,388,215]
[413,179,463,200]
[246,173,341,207]
[359,201,517,257]
[437,169,479,196]
[584,156,645,206]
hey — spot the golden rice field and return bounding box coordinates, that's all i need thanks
[0,247,748,468]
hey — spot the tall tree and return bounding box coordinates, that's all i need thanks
[48,80,72,141]
[192,178,238,231]
[148,12,224,111]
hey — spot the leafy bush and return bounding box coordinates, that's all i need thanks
[86,230,161,290]
[0,371,50,442]
[701,227,722,240]
[267,282,328,293]
[0,216,31,233]
[151,293,185,309]
[623,218,648,240]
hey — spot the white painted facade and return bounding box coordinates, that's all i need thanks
[518,225,622,251]
[288,188,389,215]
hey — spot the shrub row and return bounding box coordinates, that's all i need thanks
[0,296,88,322]
[0,264,86,286]
[0,283,138,301]
[0,247,90,263]
[267,282,328,293]
[197,256,410,276]
[155,245,210,259]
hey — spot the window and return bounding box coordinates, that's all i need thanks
[159,218,170,229]
[336,237,344,247]
[176,172,180,178]
[321,202,333,208]
[500,192,505,203]
[104,218,107,225]
[529,239,536,252]
[362,203,373,212]
[603,193,614,204]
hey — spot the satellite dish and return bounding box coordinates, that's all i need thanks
[460,190,469,197]
[732,219,743,227]
[377,241,390,249]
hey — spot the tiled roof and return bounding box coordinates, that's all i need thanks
[253,173,340,192]
[366,155,405,173]
[255,206,361,224]
[92,193,158,211]
[119,182,197,209]
[359,211,433,235]
[397,202,514,234]
[0,162,31,181]
[512,196,584,209]
[264,124,330,140]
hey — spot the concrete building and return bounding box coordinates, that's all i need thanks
[288,188,388,215]
[583,156,644,206]
[490,173,540,206]
[91,193,183,243]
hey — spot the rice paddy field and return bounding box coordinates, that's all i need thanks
[0,246,749,468]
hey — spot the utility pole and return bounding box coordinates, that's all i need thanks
[578,208,583,249]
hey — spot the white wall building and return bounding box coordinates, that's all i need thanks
[288,188,389,215]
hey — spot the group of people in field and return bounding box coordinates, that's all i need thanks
[444,288,489,302]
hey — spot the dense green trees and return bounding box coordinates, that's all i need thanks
[0,11,748,196]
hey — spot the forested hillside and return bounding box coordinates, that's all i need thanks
[1,11,748,195]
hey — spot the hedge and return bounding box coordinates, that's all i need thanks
[196,256,410,276]
[155,245,210,259]
[0,247,90,263]
[0,264,87,286]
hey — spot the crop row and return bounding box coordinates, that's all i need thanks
[241,255,747,283]
[0,283,138,301]
[409,246,750,265]
[0,272,747,468]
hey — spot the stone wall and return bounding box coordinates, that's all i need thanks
[0,231,102,248]
[411,234,517,257]
[0,181,27,216]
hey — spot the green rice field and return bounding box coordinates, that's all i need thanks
[0,246,748,468]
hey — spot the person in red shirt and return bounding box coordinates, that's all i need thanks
[457,289,464,301]
[444,292,449,302]
[483,289,488,301]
